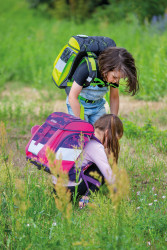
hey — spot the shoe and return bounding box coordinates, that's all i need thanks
[79,196,89,209]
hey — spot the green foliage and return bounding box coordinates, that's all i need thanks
[27,0,54,9]
[123,118,167,153]
[0,0,167,100]
[0,84,166,248]
[132,0,167,22]
[26,0,167,23]
[0,1,166,248]
[51,0,69,20]
[93,0,135,23]
[0,123,167,248]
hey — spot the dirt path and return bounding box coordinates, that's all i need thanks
[1,85,167,169]
[1,84,167,120]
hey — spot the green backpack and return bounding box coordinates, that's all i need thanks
[52,35,116,89]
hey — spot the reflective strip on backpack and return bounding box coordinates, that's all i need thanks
[28,140,44,156]
[56,147,82,161]
[86,76,92,83]
[55,58,66,72]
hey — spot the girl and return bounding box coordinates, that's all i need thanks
[52,113,123,208]
[67,47,139,125]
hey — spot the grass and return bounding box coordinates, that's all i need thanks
[0,0,167,100]
[0,0,167,248]
[0,86,167,249]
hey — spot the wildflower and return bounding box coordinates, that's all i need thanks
[148,203,153,206]
[27,224,30,227]
[154,194,157,196]
[136,207,140,210]
[162,196,166,199]
[147,241,151,246]
[154,200,157,202]
[52,222,57,226]
[137,191,140,195]
[152,187,155,191]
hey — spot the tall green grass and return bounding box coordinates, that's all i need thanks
[0,1,167,248]
[0,107,167,249]
[0,0,167,100]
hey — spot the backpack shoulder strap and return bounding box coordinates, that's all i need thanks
[84,52,97,84]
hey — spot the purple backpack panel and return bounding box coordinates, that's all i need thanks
[25,112,94,174]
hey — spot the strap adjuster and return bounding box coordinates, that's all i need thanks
[78,95,97,104]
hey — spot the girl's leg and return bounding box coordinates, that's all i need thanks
[66,100,89,122]
[79,164,105,208]
[68,163,104,197]
[66,103,75,116]
[68,181,88,200]
[68,164,105,208]
[79,163,105,208]
[84,163,105,192]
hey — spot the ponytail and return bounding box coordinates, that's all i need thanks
[94,114,123,163]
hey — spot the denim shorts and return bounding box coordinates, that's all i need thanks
[66,97,106,125]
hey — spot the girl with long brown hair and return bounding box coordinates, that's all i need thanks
[64,114,123,208]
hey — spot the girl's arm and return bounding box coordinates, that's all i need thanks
[84,140,114,185]
[110,87,119,115]
[68,81,83,118]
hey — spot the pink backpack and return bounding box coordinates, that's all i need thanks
[25,112,100,189]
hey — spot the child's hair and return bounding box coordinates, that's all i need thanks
[98,47,139,95]
[94,114,123,163]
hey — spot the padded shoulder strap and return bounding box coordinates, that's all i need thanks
[85,52,97,84]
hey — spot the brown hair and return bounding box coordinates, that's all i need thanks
[98,47,139,95]
[94,114,123,163]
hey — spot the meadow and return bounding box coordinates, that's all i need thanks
[0,0,167,249]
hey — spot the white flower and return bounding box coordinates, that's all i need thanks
[148,203,153,206]
[27,224,30,227]
[137,191,140,195]
[162,196,166,199]
[136,207,140,210]
[154,200,157,202]
[154,194,157,196]
[147,241,151,246]
[52,222,57,226]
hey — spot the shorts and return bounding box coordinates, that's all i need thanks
[66,97,106,125]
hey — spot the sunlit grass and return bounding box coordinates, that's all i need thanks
[0,0,167,100]
[0,95,167,248]
[0,0,167,248]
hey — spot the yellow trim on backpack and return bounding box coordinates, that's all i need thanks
[79,103,85,120]
[88,57,96,71]
[53,44,68,68]
[52,68,61,84]
[68,37,80,51]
